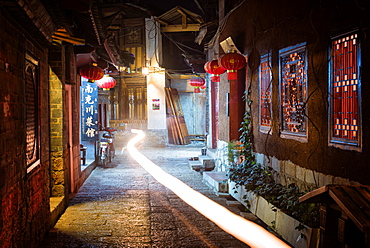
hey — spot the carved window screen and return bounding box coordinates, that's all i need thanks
[125,27,142,45]
[259,54,272,132]
[330,33,360,147]
[25,55,40,172]
[279,43,307,137]
[124,19,144,46]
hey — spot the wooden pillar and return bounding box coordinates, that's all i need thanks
[211,82,219,148]
[229,69,245,141]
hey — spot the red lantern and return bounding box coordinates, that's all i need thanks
[218,50,246,80]
[189,76,205,93]
[79,63,104,83]
[96,75,116,90]
[204,60,226,82]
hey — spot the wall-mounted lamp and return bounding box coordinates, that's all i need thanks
[142,66,149,75]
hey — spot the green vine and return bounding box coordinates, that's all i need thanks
[227,105,319,228]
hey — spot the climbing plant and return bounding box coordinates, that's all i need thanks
[227,98,319,228]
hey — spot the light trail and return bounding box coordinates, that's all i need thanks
[127,129,291,248]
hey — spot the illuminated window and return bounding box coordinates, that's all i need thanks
[25,54,40,173]
[259,54,272,132]
[279,43,307,138]
[329,32,361,149]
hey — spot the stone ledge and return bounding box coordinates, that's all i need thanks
[188,160,203,171]
[203,171,228,193]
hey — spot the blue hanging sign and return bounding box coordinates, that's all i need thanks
[80,79,98,141]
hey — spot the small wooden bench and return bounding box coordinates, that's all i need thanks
[80,145,87,165]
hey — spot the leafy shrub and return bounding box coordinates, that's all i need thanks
[227,108,319,228]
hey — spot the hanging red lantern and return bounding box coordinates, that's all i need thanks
[218,50,246,80]
[96,75,116,90]
[204,60,226,82]
[79,63,104,83]
[189,76,205,93]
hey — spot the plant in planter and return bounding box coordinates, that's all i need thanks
[227,102,320,229]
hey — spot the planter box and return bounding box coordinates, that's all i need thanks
[229,181,319,248]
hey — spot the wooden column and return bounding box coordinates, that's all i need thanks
[211,82,219,148]
[229,69,245,141]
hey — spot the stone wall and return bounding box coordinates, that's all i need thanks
[49,45,66,196]
[142,129,167,147]
[255,153,359,193]
[210,141,358,193]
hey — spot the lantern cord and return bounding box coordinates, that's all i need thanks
[161,32,204,54]
[160,31,202,74]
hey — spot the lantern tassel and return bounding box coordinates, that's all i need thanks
[227,71,238,80]
[211,76,220,82]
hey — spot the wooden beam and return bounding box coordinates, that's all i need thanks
[182,13,187,29]
[176,8,188,29]
[52,29,85,45]
[154,18,169,25]
[161,24,200,32]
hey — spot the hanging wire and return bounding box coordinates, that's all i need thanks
[205,0,246,50]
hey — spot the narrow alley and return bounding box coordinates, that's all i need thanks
[40,132,262,248]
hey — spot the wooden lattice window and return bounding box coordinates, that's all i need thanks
[259,54,272,132]
[124,18,144,46]
[329,32,361,148]
[125,28,142,45]
[25,54,40,172]
[279,43,307,137]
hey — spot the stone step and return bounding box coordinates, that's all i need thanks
[198,155,215,171]
[216,192,230,198]
[240,212,259,221]
[226,200,243,207]
[188,160,203,171]
[203,171,229,193]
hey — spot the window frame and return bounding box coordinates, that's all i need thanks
[25,53,41,173]
[328,30,362,151]
[259,53,273,133]
[278,42,308,142]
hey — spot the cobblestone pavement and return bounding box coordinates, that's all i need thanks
[40,135,260,248]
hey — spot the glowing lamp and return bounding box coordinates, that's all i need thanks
[96,75,116,90]
[79,63,104,83]
[218,50,246,80]
[142,66,149,75]
[189,76,205,93]
[204,60,226,82]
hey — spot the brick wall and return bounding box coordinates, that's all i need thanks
[0,12,51,248]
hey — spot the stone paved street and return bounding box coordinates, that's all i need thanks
[40,134,258,247]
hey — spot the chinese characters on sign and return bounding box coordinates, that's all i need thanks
[81,79,98,141]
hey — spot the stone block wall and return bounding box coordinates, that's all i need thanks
[255,153,359,192]
[49,45,66,197]
[210,140,357,193]
[142,129,167,147]
[0,12,51,248]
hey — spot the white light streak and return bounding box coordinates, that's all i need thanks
[127,129,291,248]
